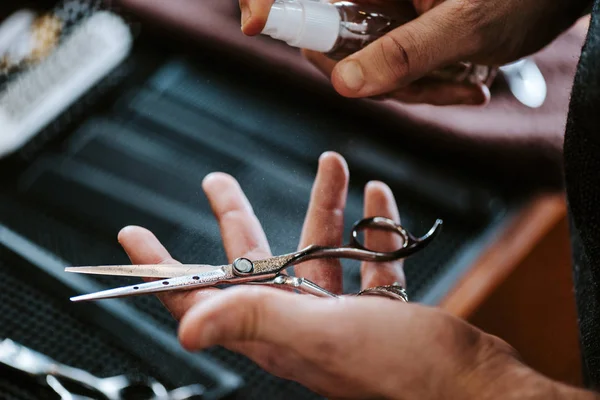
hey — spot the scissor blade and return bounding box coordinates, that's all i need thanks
[70,266,234,302]
[65,264,222,278]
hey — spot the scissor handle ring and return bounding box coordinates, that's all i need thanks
[291,217,442,265]
[349,217,443,261]
[350,217,410,253]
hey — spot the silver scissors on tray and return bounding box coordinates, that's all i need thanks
[0,339,205,400]
[67,217,443,303]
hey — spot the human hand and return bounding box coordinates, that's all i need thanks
[174,284,600,400]
[239,0,587,105]
[116,152,596,399]
[117,151,405,320]
[115,151,505,399]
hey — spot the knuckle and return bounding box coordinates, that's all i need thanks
[312,204,345,222]
[221,208,258,231]
[377,35,412,82]
[452,0,487,19]
[157,256,177,265]
[451,0,501,56]
[241,244,268,261]
[219,206,242,224]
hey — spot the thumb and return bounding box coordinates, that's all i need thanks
[331,0,481,98]
[178,287,406,353]
[178,286,347,350]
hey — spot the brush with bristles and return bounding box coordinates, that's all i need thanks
[0,10,133,159]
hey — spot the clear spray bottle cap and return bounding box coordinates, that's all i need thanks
[261,0,341,53]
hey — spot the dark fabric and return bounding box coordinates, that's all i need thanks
[569,215,599,388]
[564,0,600,389]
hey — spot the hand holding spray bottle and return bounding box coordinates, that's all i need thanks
[259,0,497,96]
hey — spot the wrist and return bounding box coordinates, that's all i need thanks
[461,334,598,400]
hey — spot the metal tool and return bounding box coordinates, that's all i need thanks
[0,339,205,400]
[66,217,443,303]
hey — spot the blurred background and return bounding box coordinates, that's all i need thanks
[0,0,585,399]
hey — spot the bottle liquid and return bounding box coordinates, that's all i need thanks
[261,0,496,87]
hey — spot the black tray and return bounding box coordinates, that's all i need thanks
[0,223,243,400]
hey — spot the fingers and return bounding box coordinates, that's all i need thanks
[118,226,217,320]
[118,226,175,266]
[118,173,271,320]
[296,152,349,294]
[361,182,405,289]
[240,0,275,36]
[331,0,479,98]
[202,173,271,262]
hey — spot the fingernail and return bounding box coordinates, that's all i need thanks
[202,172,222,189]
[119,225,137,234]
[318,151,336,162]
[240,4,251,28]
[337,60,365,92]
[366,180,392,196]
[365,180,382,190]
[117,225,139,242]
[203,172,219,182]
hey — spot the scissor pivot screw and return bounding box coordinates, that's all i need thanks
[233,258,254,274]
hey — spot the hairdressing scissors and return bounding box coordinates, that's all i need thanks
[66,217,443,303]
[0,339,205,400]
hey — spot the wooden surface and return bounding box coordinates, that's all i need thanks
[440,195,567,318]
[441,195,582,386]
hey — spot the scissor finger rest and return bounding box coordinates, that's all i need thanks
[350,217,443,260]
